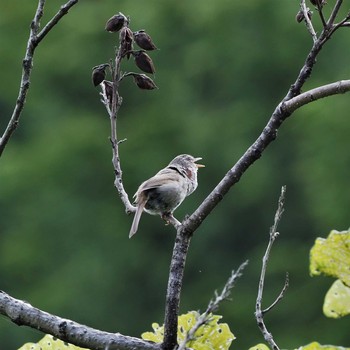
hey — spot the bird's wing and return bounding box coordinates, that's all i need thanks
[137,168,179,193]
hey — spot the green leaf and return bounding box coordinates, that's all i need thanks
[295,341,350,350]
[141,311,235,350]
[310,230,350,286]
[18,334,89,350]
[249,344,270,350]
[323,279,350,318]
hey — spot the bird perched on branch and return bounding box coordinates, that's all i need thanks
[129,154,204,238]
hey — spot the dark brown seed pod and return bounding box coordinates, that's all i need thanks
[102,80,114,104]
[132,74,158,90]
[133,30,157,51]
[120,27,134,59]
[310,0,326,7]
[105,13,127,33]
[295,10,304,23]
[132,50,155,74]
[92,64,109,86]
[295,8,312,23]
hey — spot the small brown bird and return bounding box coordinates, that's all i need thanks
[129,154,204,238]
[133,30,158,51]
[132,50,155,74]
[92,64,109,87]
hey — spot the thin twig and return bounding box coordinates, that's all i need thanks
[36,0,79,44]
[104,26,135,214]
[311,0,327,28]
[0,0,79,157]
[262,273,289,314]
[301,0,317,42]
[332,11,350,31]
[177,261,248,350]
[255,186,287,350]
[327,0,344,27]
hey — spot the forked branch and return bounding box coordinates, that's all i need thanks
[255,186,288,350]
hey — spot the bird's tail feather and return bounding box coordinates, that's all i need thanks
[129,202,146,238]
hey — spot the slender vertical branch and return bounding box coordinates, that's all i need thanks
[109,39,134,213]
[0,0,79,157]
[300,0,317,42]
[255,186,287,350]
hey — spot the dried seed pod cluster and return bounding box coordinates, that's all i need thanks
[92,12,158,97]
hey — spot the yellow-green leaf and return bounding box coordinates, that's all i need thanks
[295,341,350,350]
[142,311,235,350]
[323,279,350,318]
[310,230,350,286]
[18,334,89,350]
[249,343,270,350]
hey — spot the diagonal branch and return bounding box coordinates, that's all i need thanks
[0,0,79,158]
[162,77,350,349]
[0,291,159,350]
[36,0,79,44]
[177,261,248,350]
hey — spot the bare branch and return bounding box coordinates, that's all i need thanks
[300,0,317,42]
[333,11,350,31]
[0,291,159,350]
[284,79,350,113]
[255,186,287,350]
[162,231,191,350]
[104,27,135,214]
[177,36,350,241]
[327,0,344,27]
[177,261,248,350]
[36,0,79,44]
[262,273,289,314]
[0,0,79,157]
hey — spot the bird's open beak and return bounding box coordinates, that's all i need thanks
[194,157,205,168]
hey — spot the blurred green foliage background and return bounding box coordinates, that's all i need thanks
[0,0,349,349]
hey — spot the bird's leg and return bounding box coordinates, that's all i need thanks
[162,213,182,230]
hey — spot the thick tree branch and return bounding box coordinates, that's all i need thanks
[162,4,350,341]
[0,291,159,350]
[162,77,350,348]
[0,0,79,157]
[162,231,191,350]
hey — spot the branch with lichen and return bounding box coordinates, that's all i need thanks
[0,0,79,158]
